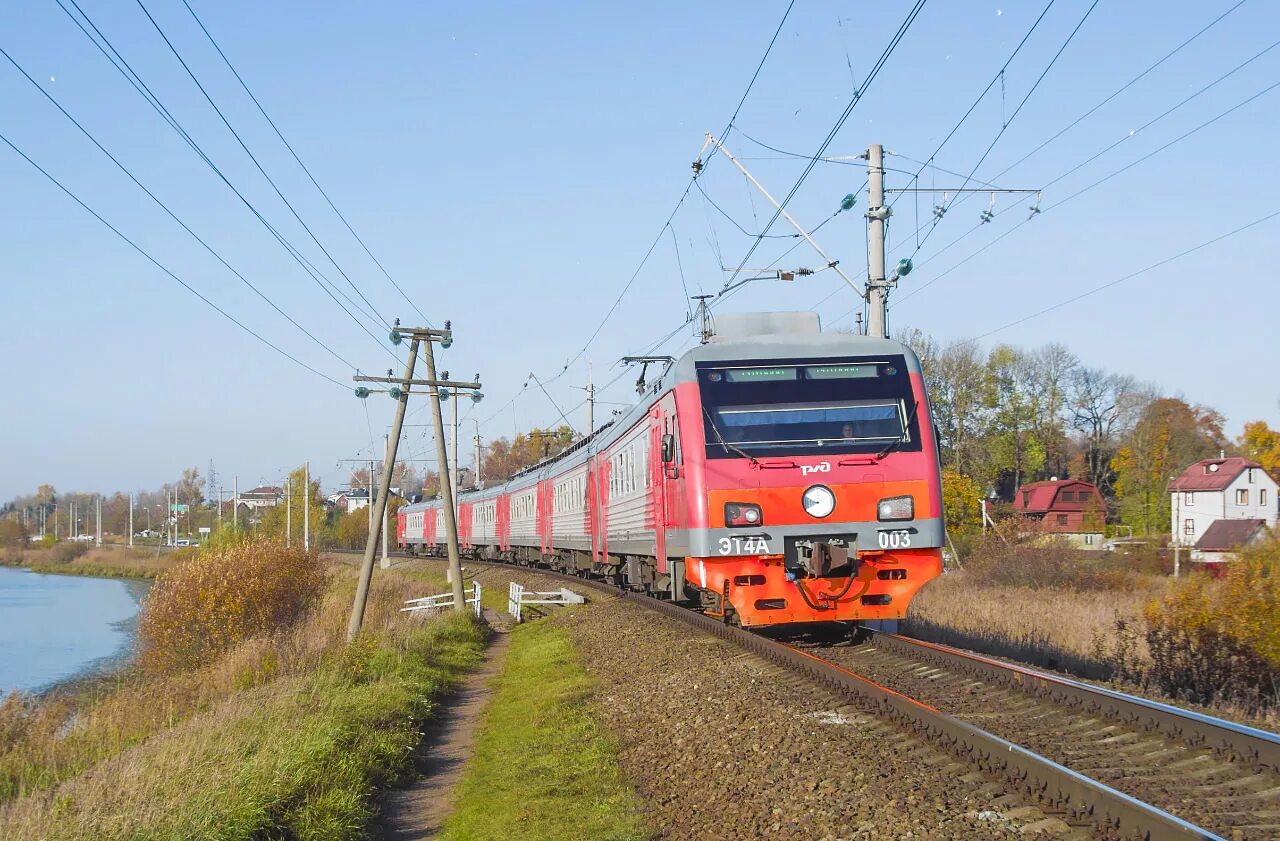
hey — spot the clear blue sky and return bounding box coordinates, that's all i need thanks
[2,0,1277,501]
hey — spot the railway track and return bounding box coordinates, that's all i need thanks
[365,552,1280,839]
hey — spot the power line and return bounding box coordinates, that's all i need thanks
[0,129,346,389]
[133,0,393,330]
[716,0,929,295]
[975,208,1280,339]
[0,44,355,372]
[888,0,1252,255]
[888,70,1280,310]
[178,0,433,328]
[908,0,1102,257]
[55,0,397,358]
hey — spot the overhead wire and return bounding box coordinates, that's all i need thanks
[0,44,355,372]
[887,64,1280,310]
[55,0,397,360]
[975,208,1280,339]
[887,0,1251,256]
[134,0,394,331]
[0,129,346,389]
[177,0,434,328]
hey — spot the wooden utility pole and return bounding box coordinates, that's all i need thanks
[347,323,482,639]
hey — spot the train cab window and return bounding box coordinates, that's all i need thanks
[697,356,921,459]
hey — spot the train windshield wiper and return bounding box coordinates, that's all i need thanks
[703,407,760,465]
[874,399,920,460]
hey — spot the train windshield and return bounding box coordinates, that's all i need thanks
[697,356,921,458]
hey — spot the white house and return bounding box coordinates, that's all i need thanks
[237,485,283,510]
[1168,457,1277,558]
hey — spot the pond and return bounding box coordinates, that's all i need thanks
[0,566,148,694]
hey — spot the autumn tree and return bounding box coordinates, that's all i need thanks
[1239,421,1280,479]
[1111,398,1227,534]
[482,425,575,481]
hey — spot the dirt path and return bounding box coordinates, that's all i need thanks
[378,611,511,840]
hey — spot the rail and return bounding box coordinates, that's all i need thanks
[863,629,1280,775]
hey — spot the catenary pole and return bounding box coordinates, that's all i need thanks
[347,337,420,641]
[286,476,292,545]
[866,143,889,338]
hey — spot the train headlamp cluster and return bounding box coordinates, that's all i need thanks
[877,495,914,521]
[724,503,763,528]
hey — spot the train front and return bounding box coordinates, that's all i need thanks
[670,315,943,629]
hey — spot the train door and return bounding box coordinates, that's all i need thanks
[650,391,684,575]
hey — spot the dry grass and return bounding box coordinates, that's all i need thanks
[0,557,486,838]
[138,537,327,673]
[12,545,180,579]
[905,569,1167,679]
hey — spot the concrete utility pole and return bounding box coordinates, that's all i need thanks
[865,143,890,339]
[96,495,101,546]
[473,422,482,488]
[286,476,292,546]
[233,476,239,530]
[368,458,375,537]
[304,461,311,552]
[217,487,223,526]
[128,493,134,547]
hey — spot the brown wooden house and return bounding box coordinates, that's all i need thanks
[1011,479,1107,548]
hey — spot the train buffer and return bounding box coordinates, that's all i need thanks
[507,582,586,623]
[401,581,483,619]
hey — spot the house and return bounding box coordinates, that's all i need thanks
[1011,478,1107,549]
[1192,518,1270,564]
[1168,457,1278,553]
[236,485,283,510]
[327,488,370,515]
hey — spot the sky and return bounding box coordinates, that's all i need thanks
[2,0,1278,501]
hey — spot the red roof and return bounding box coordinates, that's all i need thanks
[1195,519,1267,551]
[1168,457,1262,492]
[1012,479,1102,514]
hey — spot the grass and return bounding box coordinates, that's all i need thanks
[5,545,180,579]
[439,619,647,841]
[0,563,487,839]
[905,568,1166,679]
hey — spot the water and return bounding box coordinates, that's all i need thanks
[0,566,149,694]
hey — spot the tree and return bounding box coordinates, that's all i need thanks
[929,339,995,481]
[482,425,575,481]
[1112,398,1227,535]
[1027,343,1078,477]
[986,345,1046,495]
[1069,367,1145,495]
[1239,421,1280,479]
[177,467,205,508]
[941,469,982,531]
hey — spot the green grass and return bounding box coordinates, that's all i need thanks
[0,613,487,840]
[440,620,647,841]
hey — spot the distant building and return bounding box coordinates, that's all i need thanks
[1168,458,1278,555]
[1192,518,1270,564]
[237,485,283,510]
[327,488,370,514]
[1011,478,1107,549]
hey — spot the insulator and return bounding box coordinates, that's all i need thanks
[354,387,370,399]
[897,258,913,277]
[840,193,857,211]
[389,387,402,400]
[389,328,402,345]
[980,209,994,223]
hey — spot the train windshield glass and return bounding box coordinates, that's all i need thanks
[698,355,921,458]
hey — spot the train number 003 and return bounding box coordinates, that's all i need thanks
[877,530,912,549]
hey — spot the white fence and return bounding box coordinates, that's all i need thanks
[506,581,585,623]
[401,580,483,618]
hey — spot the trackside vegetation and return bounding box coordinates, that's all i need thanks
[0,540,486,839]
[440,619,648,841]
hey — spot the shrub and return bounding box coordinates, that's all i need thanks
[1133,540,1280,711]
[49,541,88,564]
[137,537,329,673]
[38,534,56,549]
[963,533,1143,591]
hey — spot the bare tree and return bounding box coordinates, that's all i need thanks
[1069,368,1144,493]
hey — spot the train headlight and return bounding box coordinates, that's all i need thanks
[801,485,836,519]
[725,503,763,527]
[877,495,914,521]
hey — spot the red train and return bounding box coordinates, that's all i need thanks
[399,312,943,629]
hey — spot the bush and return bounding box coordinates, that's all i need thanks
[49,541,88,564]
[137,537,329,673]
[1135,540,1280,712]
[963,533,1143,591]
